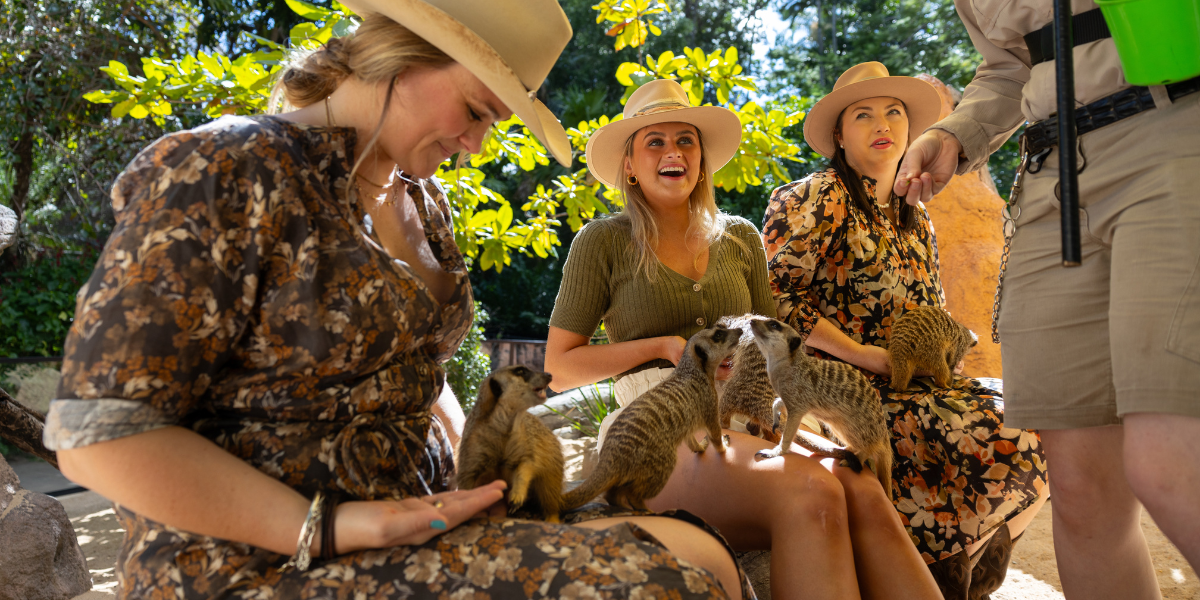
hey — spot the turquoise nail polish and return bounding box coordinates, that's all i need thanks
[431,519,447,531]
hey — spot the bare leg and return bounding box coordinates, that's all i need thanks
[831,464,943,599]
[575,516,743,600]
[1123,412,1200,570]
[650,430,937,600]
[1040,425,1161,600]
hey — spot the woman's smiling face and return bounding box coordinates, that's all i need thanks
[624,121,703,214]
[837,96,909,175]
[380,63,510,178]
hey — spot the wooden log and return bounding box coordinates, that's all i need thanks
[0,386,58,469]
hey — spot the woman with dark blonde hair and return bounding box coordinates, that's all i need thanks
[765,62,1050,597]
[43,1,751,598]
[546,78,944,600]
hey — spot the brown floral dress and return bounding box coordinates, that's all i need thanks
[763,168,1048,565]
[44,116,751,599]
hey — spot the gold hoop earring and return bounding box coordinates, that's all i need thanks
[698,171,705,182]
[627,175,638,185]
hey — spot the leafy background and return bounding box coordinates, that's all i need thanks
[0,0,1015,402]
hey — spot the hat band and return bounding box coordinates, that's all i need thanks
[631,99,691,118]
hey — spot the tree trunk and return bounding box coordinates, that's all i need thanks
[10,130,34,226]
[0,387,58,469]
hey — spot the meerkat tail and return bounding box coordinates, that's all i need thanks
[890,353,915,391]
[561,466,620,510]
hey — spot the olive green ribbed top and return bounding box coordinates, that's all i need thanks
[549,213,776,376]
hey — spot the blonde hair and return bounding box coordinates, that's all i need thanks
[270,14,456,176]
[613,127,730,281]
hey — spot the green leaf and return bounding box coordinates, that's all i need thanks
[285,0,333,20]
[111,97,137,118]
[615,62,642,86]
[83,90,119,103]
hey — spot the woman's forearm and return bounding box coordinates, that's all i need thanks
[544,326,679,391]
[804,317,891,375]
[58,426,310,556]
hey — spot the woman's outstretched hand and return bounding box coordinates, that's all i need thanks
[855,344,894,376]
[330,480,506,554]
[894,129,963,206]
[660,336,688,366]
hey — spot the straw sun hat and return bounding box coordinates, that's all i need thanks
[585,79,742,189]
[802,62,940,158]
[337,0,574,166]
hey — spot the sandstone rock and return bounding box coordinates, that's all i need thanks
[0,455,91,600]
[917,74,1007,378]
[10,364,61,416]
[0,203,16,253]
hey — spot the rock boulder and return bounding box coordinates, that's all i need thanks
[0,203,16,253]
[0,455,91,600]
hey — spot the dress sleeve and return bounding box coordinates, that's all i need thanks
[762,174,847,339]
[927,0,1030,174]
[548,220,614,338]
[728,218,776,318]
[45,128,276,451]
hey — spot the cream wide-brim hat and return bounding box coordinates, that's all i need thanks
[338,0,574,167]
[584,79,742,189]
[802,62,941,159]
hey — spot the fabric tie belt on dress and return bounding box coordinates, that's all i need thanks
[330,411,439,499]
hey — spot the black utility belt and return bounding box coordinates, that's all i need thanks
[1024,75,1200,162]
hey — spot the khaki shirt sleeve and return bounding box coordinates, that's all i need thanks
[928,0,1031,174]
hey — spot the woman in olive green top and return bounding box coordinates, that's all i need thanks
[545,79,942,600]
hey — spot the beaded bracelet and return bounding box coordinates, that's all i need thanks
[282,491,325,572]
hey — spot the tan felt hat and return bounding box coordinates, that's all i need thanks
[337,0,574,166]
[802,62,940,158]
[584,79,742,188]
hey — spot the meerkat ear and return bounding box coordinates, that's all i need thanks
[473,376,502,419]
[694,344,709,371]
[788,335,803,355]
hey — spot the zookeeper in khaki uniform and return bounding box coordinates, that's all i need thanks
[891,0,1200,597]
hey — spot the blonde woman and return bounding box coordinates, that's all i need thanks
[546,78,942,600]
[45,2,750,598]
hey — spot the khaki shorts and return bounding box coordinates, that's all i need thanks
[998,91,1200,430]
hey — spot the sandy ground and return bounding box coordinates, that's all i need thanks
[60,440,1198,599]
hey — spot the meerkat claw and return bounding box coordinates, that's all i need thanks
[755,447,784,460]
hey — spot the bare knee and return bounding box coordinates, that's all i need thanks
[835,466,907,533]
[773,459,849,532]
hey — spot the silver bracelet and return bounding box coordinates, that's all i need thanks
[282,491,325,572]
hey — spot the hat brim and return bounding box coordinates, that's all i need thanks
[584,106,743,189]
[338,0,573,167]
[802,77,941,158]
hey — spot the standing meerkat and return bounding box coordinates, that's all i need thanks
[561,324,741,511]
[749,316,894,500]
[457,365,565,522]
[888,305,978,391]
[716,314,781,442]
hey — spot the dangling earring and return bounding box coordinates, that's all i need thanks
[698,171,705,182]
[627,175,638,185]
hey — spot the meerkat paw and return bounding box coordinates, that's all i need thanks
[838,453,864,473]
[755,446,786,460]
[507,489,528,511]
[544,513,561,524]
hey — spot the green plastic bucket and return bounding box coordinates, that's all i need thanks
[1096,0,1200,85]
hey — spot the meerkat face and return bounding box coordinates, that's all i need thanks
[689,324,742,374]
[482,365,554,413]
[748,317,804,369]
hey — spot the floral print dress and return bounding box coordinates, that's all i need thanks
[763,168,1048,565]
[44,116,751,600]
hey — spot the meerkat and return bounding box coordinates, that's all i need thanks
[888,305,978,391]
[749,317,895,500]
[715,314,781,443]
[561,324,741,511]
[457,365,565,522]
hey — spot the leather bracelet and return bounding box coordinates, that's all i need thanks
[320,491,341,560]
[282,491,324,572]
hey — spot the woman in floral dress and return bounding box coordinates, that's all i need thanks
[43,2,750,598]
[764,62,1050,599]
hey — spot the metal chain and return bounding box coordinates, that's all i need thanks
[991,134,1029,344]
